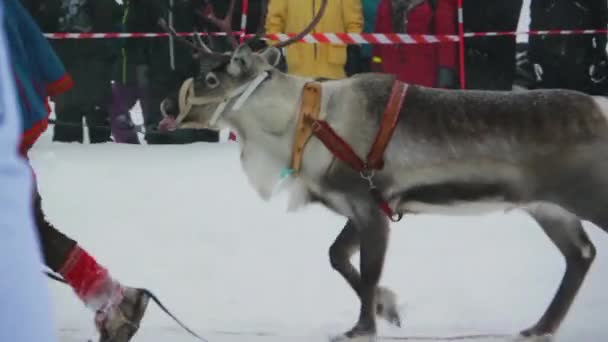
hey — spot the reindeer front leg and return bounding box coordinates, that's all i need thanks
[330,220,401,329]
[329,203,392,341]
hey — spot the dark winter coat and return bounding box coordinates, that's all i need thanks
[19,0,62,32]
[372,0,458,88]
[528,0,608,94]
[462,0,523,90]
[148,0,203,83]
[49,0,121,109]
[53,0,121,65]
[114,0,164,85]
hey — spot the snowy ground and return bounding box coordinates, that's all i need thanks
[30,115,608,342]
[28,3,605,340]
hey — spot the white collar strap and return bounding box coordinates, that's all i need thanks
[174,71,270,127]
[209,71,269,126]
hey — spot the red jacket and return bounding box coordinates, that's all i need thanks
[372,0,458,87]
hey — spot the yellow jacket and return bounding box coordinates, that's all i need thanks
[265,0,363,79]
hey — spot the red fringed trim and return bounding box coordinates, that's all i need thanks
[19,116,49,156]
[44,96,52,114]
[46,74,74,97]
[59,245,110,300]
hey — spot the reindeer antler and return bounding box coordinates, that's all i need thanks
[158,18,212,54]
[246,0,328,50]
[198,0,239,49]
[275,0,328,49]
[159,0,328,64]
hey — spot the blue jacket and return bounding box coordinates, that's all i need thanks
[2,0,73,153]
[361,0,381,58]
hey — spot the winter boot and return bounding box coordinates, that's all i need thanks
[58,245,150,341]
[110,114,140,144]
[95,287,150,342]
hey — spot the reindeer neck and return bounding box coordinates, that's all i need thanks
[220,71,321,200]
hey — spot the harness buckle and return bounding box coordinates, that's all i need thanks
[360,168,376,189]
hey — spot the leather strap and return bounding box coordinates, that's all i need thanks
[290,80,407,174]
[290,82,323,174]
[367,81,408,170]
[286,80,408,222]
[307,119,367,172]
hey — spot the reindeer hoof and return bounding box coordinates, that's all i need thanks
[518,326,554,342]
[329,321,377,342]
[515,333,553,342]
[376,287,402,327]
[329,329,376,342]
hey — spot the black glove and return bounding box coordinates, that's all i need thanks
[436,67,457,89]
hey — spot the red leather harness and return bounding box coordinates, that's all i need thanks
[291,80,409,222]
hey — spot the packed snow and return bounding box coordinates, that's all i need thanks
[30,117,608,342]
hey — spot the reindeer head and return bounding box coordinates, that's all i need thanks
[159,0,328,130]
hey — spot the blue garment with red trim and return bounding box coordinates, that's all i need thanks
[2,0,73,153]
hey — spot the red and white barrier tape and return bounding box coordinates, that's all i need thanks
[240,0,248,43]
[41,32,459,43]
[457,0,466,89]
[42,29,608,44]
[463,29,608,38]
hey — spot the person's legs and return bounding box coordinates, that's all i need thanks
[86,104,112,144]
[109,82,140,144]
[136,64,161,131]
[53,93,84,143]
[86,60,112,144]
[33,183,150,341]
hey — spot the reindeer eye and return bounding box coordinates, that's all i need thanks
[205,72,220,88]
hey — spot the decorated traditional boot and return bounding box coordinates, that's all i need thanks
[95,287,150,342]
[58,245,150,342]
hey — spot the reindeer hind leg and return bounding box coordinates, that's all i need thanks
[519,202,596,338]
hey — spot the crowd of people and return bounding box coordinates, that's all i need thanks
[18,0,608,146]
[2,1,608,342]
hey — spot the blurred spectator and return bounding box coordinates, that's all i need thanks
[528,0,608,95]
[51,0,120,143]
[372,0,458,88]
[20,0,61,32]
[109,0,164,144]
[462,0,522,90]
[345,0,381,76]
[265,0,363,80]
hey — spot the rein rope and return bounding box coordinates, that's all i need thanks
[45,270,208,342]
[176,77,195,126]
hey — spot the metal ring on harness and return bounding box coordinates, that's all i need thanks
[390,212,404,222]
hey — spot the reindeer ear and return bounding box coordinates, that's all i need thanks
[227,44,255,77]
[258,47,282,67]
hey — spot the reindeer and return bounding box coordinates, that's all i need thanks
[159,1,606,340]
